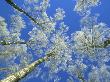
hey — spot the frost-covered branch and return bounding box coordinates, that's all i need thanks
[0,40,26,45]
[0,68,11,71]
[74,0,100,15]
[73,22,110,57]
[77,72,85,82]
[1,0,109,82]
[5,0,49,26]
[5,0,37,23]
[0,40,36,46]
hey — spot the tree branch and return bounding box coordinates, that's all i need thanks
[5,0,38,23]
[0,68,11,71]
[90,39,110,48]
[1,38,110,48]
[103,39,110,48]
[5,0,49,26]
[0,40,27,45]
[0,40,36,45]
[77,73,85,82]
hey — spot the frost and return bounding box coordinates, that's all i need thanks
[28,27,48,49]
[0,16,9,38]
[72,22,110,56]
[88,65,110,82]
[0,0,110,82]
[74,0,100,15]
[10,15,25,32]
[54,8,65,21]
[41,29,72,81]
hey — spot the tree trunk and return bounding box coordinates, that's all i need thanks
[0,53,53,82]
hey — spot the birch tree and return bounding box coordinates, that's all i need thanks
[0,0,110,82]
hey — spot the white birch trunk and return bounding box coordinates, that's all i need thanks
[0,54,50,82]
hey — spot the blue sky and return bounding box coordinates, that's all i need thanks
[0,0,110,82]
[0,0,110,33]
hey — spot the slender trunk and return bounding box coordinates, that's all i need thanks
[5,0,49,26]
[0,52,53,82]
[5,0,37,24]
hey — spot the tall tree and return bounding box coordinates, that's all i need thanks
[0,0,110,82]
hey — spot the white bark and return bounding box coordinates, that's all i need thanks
[0,54,50,82]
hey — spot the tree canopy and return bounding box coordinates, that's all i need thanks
[0,0,110,82]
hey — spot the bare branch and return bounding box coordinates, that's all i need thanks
[77,72,86,82]
[103,39,110,48]
[0,68,11,71]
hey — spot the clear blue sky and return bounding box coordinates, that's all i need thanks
[0,0,110,82]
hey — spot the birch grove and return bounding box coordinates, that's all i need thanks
[0,0,110,82]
